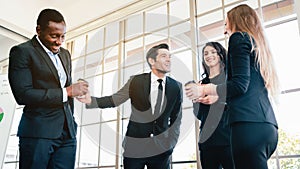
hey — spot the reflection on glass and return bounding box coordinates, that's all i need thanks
[99,121,118,166]
[172,109,196,162]
[78,125,100,167]
[262,0,294,22]
[125,13,143,40]
[169,0,190,24]
[104,46,119,72]
[145,5,167,32]
[85,51,103,77]
[196,0,221,14]
[105,22,119,47]
[87,28,104,54]
[124,38,144,66]
[72,35,86,58]
[170,21,192,48]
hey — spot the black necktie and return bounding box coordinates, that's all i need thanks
[154,79,163,116]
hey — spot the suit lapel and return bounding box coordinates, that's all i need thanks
[31,36,60,84]
[163,77,174,109]
[144,73,151,104]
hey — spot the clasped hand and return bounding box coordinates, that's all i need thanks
[185,82,218,104]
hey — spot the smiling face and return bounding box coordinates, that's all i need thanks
[203,45,221,69]
[37,21,66,54]
[149,48,171,77]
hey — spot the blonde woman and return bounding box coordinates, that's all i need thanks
[185,4,279,169]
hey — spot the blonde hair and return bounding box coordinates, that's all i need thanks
[227,4,279,98]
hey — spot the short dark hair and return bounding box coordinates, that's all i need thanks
[37,9,65,30]
[146,43,169,68]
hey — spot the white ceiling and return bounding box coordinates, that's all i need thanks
[0,0,139,61]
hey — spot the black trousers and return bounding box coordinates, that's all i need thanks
[19,130,76,169]
[231,122,278,169]
[123,151,171,169]
[200,145,234,169]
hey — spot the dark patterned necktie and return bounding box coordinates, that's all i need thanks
[154,79,163,116]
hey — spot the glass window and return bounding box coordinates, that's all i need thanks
[72,35,86,58]
[172,108,196,162]
[125,13,143,40]
[72,57,85,81]
[86,28,104,54]
[169,0,190,24]
[124,38,144,66]
[170,21,192,48]
[78,125,100,167]
[145,29,168,48]
[262,0,295,22]
[197,10,224,42]
[105,22,120,47]
[103,46,119,72]
[170,50,193,108]
[196,0,222,14]
[99,121,118,166]
[266,20,300,91]
[145,5,168,32]
[85,50,103,77]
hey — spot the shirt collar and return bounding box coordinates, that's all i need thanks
[151,72,166,84]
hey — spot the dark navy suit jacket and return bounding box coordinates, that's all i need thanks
[194,73,231,150]
[87,72,182,157]
[8,35,77,139]
[216,32,278,127]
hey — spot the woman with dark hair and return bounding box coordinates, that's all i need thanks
[186,4,279,169]
[193,42,234,169]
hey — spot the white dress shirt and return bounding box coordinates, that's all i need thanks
[150,72,166,114]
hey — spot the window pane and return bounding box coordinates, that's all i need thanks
[87,28,104,54]
[85,50,103,77]
[78,125,100,167]
[197,10,223,42]
[196,0,222,14]
[170,0,190,24]
[145,5,167,32]
[170,21,192,48]
[72,57,85,80]
[170,50,193,108]
[266,20,300,91]
[124,38,144,66]
[145,29,168,48]
[104,46,119,72]
[125,13,143,40]
[99,121,117,166]
[72,35,86,58]
[172,108,196,162]
[262,0,295,22]
[276,92,300,156]
[105,22,119,47]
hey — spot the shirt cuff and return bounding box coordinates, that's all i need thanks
[62,88,68,102]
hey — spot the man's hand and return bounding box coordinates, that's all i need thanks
[66,81,89,98]
[185,82,204,100]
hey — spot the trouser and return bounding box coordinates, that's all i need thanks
[231,122,278,169]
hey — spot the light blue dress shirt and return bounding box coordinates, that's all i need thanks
[36,36,68,102]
